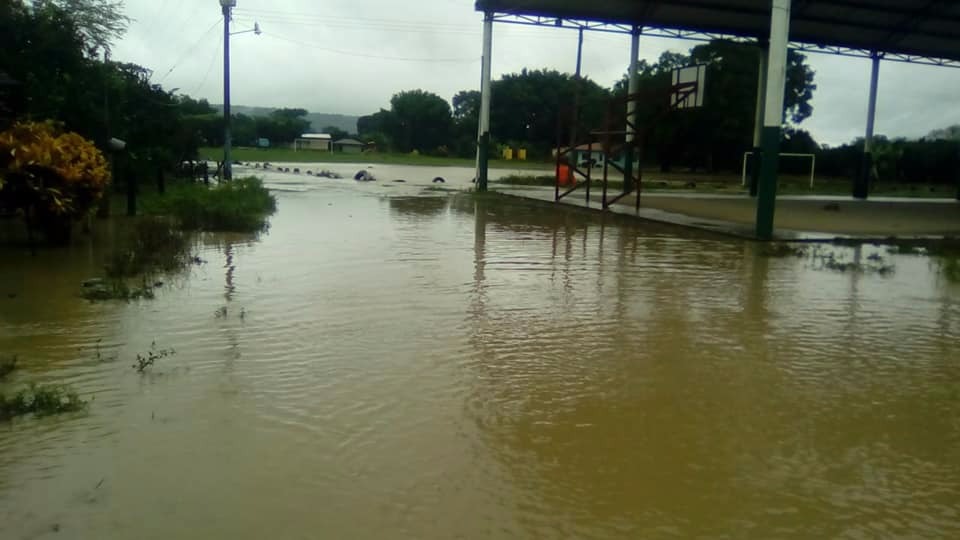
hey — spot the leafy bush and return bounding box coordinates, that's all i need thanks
[143,176,276,232]
[0,121,109,242]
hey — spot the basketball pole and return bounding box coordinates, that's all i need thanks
[855,51,881,200]
[755,0,791,240]
[477,12,494,192]
[749,40,768,197]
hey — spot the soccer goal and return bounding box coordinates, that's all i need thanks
[741,152,817,189]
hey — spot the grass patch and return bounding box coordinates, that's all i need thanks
[143,177,277,233]
[0,383,88,421]
[0,355,17,380]
[494,174,555,187]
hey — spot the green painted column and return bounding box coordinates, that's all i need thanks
[755,126,782,237]
[755,0,792,240]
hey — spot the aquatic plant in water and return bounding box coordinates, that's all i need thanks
[82,218,203,302]
[105,218,191,279]
[0,383,88,421]
[132,343,176,373]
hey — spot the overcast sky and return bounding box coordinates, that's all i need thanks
[112,0,960,146]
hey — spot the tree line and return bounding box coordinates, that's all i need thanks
[2,1,955,186]
[359,41,957,186]
[0,1,334,170]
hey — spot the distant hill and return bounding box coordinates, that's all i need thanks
[215,105,360,134]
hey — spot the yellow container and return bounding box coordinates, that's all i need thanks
[502,147,513,160]
[517,148,527,161]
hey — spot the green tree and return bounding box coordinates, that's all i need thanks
[490,69,610,158]
[34,0,131,55]
[613,40,817,172]
[265,108,310,143]
[323,125,349,141]
[387,90,453,154]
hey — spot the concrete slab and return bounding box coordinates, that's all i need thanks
[496,185,960,242]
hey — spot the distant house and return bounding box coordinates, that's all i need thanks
[333,138,366,154]
[294,133,332,152]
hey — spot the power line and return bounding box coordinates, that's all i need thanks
[234,7,478,31]
[258,31,480,63]
[158,18,222,82]
[187,35,222,96]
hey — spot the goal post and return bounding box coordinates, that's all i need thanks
[741,152,817,189]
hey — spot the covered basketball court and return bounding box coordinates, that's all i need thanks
[472,0,960,239]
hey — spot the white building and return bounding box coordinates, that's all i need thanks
[294,133,332,152]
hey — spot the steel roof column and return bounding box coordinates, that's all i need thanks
[749,41,768,197]
[477,12,494,192]
[854,52,881,199]
[623,26,641,195]
[755,0,791,240]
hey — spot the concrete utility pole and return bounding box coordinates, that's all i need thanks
[477,12,494,192]
[855,51,882,199]
[749,41,768,197]
[221,0,236,181]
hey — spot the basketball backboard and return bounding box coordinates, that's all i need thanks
[670,64,706,109]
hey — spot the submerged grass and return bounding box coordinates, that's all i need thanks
[105,218,191,279]
[143,177,277,233]
[82,218,197,302]
[0,383,88,421]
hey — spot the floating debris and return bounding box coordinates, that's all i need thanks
[354,170,376,182]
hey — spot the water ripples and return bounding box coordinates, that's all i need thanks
[1,187,959,538]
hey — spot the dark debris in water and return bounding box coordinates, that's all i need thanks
[133,343,176,374]
[0,355,18,380]
[759,242,807,258]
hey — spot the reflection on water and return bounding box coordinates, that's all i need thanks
[1,186,959,539]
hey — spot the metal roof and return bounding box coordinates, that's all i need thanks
[334,138,365,146]
[475,1,960,65]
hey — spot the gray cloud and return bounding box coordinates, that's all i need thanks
[113,0,960,145]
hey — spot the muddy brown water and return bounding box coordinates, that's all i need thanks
[1,175,960,539]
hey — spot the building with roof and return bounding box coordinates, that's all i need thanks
[294,133,331,152]
[333,138,366,153]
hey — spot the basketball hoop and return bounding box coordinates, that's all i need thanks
[670,64,706,109]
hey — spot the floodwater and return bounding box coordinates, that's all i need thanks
[1,169,959,539]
